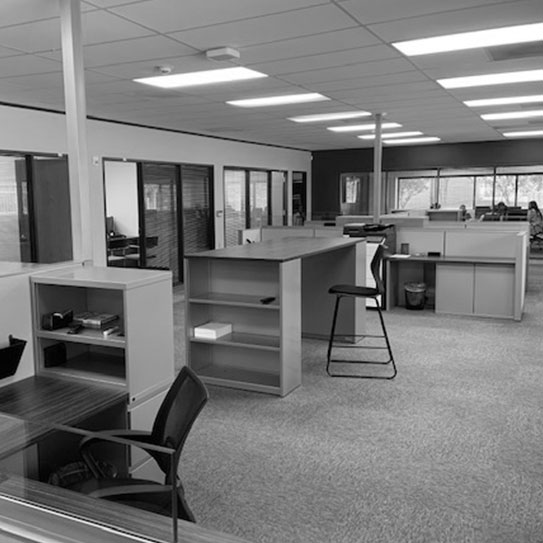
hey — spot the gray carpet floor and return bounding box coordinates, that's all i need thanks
[174,261,543,543]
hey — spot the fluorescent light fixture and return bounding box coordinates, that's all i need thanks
[481,109,543,120]
[227,93,329,107]
[385,137,441,145]
[327,122,401,132]
[438,69,543,89]
[503,130,543,138]
[288,111,371,123]
[358,131,423,140]
[134,67,267,88]
[393,22,543,56]
[464,95,543,107]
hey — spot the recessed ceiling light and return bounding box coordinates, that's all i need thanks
[288,111,371,123]
[385,137,441,145]
[393,22,543,56]
[464,95,543,107]
[327,122,402,132]
[481,110,543,120]
[226,93,329,107]
[503,130,543,138]
[438,69,543,89]
[358,131,423,140]
[134,67,267,88]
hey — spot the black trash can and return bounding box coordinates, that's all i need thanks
[404,282,426,310]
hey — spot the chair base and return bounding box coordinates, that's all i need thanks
[326,295,397,380]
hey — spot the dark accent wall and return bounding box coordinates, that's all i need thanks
[312,139,543,218]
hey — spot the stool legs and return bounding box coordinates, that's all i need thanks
[326,294,397,379]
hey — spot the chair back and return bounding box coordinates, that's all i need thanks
[151,366,209,481]
[370,243,386,295]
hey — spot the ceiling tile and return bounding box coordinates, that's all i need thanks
[90,53,219,79]
[240,28,380,65]
[42,35,197,67]
[309,70,428,92]
[0,54,62,78]
[251,45,400,76]
[111,0,333,33]
[0,0,60,27]
[82,10,154,45]
[368,0,543,42]
[283,57,416,84]
[339,0,517,25]
[167,5,356,50]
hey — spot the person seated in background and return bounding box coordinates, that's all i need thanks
[459,204,472,221]
[481,201,508,221]
[527,200,543,238]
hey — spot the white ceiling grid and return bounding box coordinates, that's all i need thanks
[0,0,539,149]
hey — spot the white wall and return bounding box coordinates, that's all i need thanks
[0,105,312,265]
[104,161,139,237]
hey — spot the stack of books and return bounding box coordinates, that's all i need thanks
[73,312,119,329]
[194,322,232,340]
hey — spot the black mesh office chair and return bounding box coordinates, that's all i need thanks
[70,366,209,522]
[326,243,397,379]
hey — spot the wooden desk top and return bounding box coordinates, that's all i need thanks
[0,375,126,426]
[186,236,363,262]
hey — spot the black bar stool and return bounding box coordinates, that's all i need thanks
[326,243,397,379]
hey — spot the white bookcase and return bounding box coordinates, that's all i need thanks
[30,265,175,475]
[185,257,301,397]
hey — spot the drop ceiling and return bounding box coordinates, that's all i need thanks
[0,0,542,150]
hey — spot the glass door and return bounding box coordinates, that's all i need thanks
[270,170,287,226]
[224,169,247,247]
[139,163,180,281]
[292,171,307,225]
[0,155,32,262]
[181,164,214,254]
[249,170,269,228]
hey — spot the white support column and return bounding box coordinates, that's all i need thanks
[373,113,383,223]
[59,0,92,262]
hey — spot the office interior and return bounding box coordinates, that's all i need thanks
[1,1,543,542]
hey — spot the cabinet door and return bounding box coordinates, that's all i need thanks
[474,264,515,318]
[436,263,474,316]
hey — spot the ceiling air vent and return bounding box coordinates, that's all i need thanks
[486,43,543,61]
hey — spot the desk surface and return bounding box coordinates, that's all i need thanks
[186,236,361,262]
[387,254,515,265]
[0,375,126,426]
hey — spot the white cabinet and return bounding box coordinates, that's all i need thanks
[185,257,301,397]
[30,266,175,454]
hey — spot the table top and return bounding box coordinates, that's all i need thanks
[386,254,516,265]
[186,236,363,262]
[0,375,126,425]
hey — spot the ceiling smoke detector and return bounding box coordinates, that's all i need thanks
[154,65,172,75]
[206,47,240,61]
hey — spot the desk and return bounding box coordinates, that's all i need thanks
[0,380,251,543]
[185,237,366,396]
[386,254,521,320]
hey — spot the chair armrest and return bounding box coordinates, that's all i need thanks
[80,430,152,478]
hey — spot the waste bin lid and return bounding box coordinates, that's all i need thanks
[404,282,426,292]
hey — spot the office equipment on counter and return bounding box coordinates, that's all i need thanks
[326,244,397,380]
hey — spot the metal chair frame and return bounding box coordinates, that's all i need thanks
[326,244,397,380]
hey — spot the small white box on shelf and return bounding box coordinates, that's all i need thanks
[194,322,232,340]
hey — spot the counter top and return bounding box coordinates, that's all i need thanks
[185,236,363,262]
[386,254,516,265]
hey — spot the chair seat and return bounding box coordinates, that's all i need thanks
[329,284,379,298]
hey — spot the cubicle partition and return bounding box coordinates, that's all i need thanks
[388,226,527,320]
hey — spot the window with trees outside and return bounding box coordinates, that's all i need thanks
[394,166,543,212]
